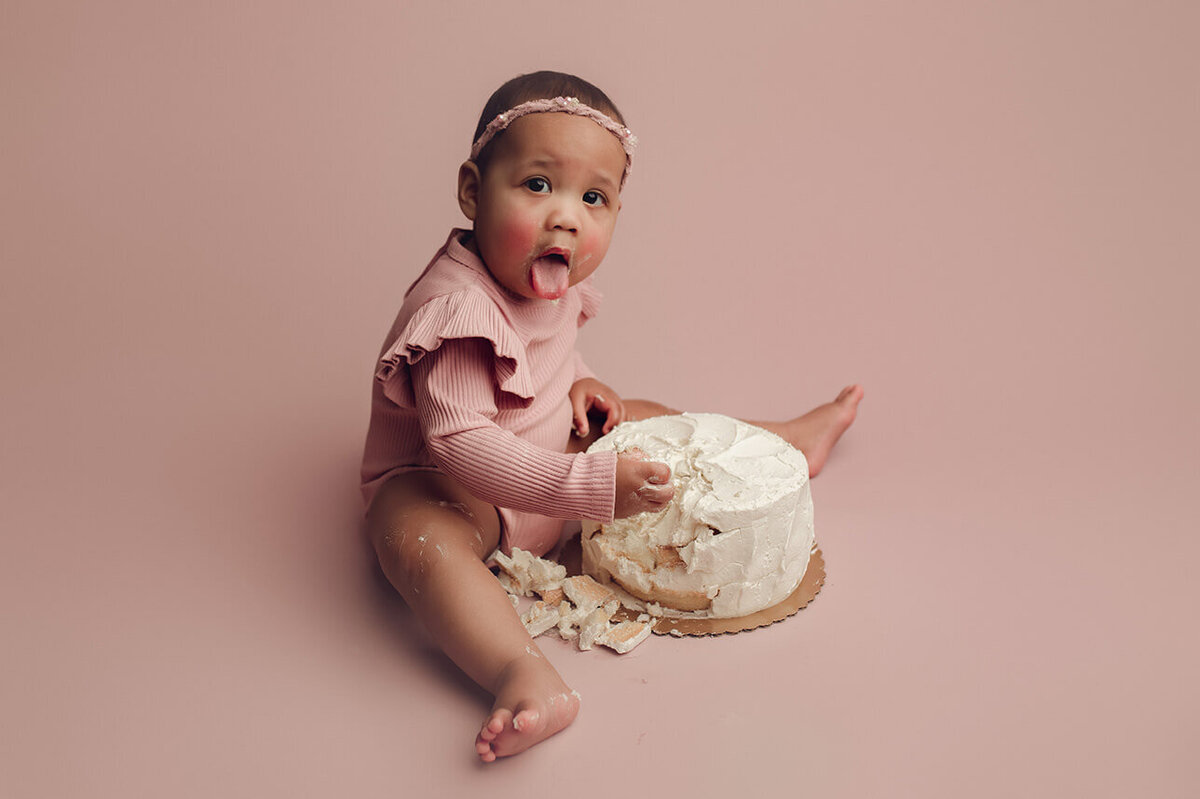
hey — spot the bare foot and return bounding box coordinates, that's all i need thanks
[759,385,863,477]
[474,650,581,763]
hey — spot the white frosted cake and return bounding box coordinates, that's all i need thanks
[581,413,815,619]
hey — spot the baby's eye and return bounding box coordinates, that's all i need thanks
[582,190,607,207]
[525,177,550,193]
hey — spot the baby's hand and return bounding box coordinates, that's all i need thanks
[570,378,625,438]
[614,450,674,518]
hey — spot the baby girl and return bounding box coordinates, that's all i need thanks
[360,70,863,762]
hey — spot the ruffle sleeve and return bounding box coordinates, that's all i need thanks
[576,276,602,327]
[374,291,535,409]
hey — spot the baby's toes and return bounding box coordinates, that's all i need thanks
[477,708,509,758]
[480,708,510,742]
[511,707,541,734]
[476,712,507,762]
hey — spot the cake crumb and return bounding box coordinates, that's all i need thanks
[562,575,618,615]
[602,620,653,653]
[597,619,653,654]
[521,600,561,637]
[555,616,579,640]
[493,547,567,596]
[577,607,612,651]
[494,548,653,655]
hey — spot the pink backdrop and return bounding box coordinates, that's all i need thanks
[4,1,1197,796]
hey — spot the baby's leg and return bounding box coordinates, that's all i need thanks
[747,385,863,476]
[367,472,580,762]
[616,385,863,477]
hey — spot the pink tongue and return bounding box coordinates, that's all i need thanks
[530,257,570,300]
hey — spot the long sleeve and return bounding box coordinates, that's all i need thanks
[412,338,617,522]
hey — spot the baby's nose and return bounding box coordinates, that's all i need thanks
[546,203,579,232]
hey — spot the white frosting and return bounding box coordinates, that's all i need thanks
[581,413,814,618]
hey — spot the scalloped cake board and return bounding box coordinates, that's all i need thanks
[637,546,825,636]
[561,534,826,637]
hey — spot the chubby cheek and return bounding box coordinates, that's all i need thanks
[495,211,539,261]
[573,228,611,281]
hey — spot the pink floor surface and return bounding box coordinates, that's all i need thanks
[4,3,1197,796]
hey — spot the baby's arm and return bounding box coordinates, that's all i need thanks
[568,353,672,512]
[567,352,672,513]
[413,339,671,520]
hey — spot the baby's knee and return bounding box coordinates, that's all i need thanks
[375,507,481,588]
[373,508,429,563]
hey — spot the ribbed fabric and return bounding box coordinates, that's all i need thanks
[414,338,616,521]
[361,229,617,551]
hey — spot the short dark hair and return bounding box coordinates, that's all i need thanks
[470,71,625,174]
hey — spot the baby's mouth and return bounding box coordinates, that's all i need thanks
[530,248,571,300]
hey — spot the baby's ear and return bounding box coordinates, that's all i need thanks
[457,161,481,221]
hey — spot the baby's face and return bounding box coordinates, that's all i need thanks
[461,112,626,300]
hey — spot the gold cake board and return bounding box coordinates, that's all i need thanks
[641,547,825,636]
[560,536,826,637]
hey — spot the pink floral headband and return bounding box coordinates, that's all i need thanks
[470,96,638,187]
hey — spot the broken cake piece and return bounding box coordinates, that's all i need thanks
[492,547,567,596]
[576,607,614,651]
[597,618,654,654]
[494,548,653,654]
[520,600,562,637]
[561,575,619,617]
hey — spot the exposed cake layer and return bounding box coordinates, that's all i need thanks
[581,413,813,618]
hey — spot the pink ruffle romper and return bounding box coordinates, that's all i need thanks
[360,229,618,556]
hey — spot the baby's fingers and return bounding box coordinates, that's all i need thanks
[636,461,674,505]
[614,455,674,518]
[590,393,624,435]
[641,459,671,486]
[635,481,675,506]
[603,405,625,434]
[570,390,591,437]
